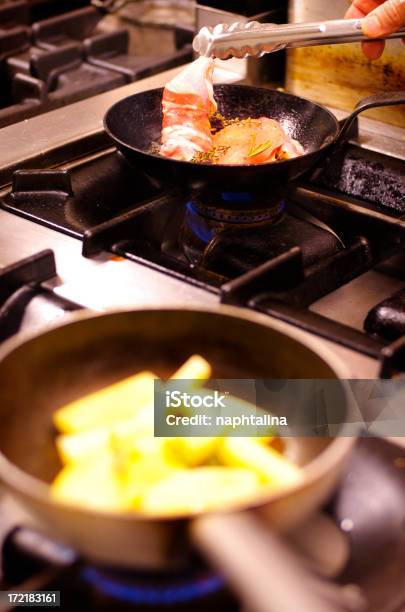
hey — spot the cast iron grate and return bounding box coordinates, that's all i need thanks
[0,249,56,342]
[0,5,192,128]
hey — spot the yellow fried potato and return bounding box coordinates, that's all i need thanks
[56,427,110,465]
[217,437,301,487]
[53,371,157,434]
[55,402,155,464]
[140,467,261,515]
[171,355,211,380]
[52,441,182,511]
[166,437,219,466]
[53,355,211,436]
[219,394,277,439]
[120,454,182,506]
[51,453,131,511]
[54,355,212,462]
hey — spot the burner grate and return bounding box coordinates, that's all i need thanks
[312,145,405,213]
[0,6,192,129]
[0,249,56,342]
[191,191,285,223]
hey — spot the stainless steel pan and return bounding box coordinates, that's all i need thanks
[0,306,356,611]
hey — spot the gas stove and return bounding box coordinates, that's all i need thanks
[0,64,405,610]
[1,66,405,376]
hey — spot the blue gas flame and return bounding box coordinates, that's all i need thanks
[81,567,225,605]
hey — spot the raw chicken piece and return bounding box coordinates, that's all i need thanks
[160,57,217,161]
[212,118,285,165]
[281,136,305,159]
[160,61,304,165]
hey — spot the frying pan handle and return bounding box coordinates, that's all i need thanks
[338,91,405,144]
[4,526,79,569]
[191,512,365,612]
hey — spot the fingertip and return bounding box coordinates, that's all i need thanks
[361,40,385,60]
[344,7,356,19]
[362,14,385,38]
[345,5,365,20]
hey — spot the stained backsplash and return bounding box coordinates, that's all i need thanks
[286,0,405,128]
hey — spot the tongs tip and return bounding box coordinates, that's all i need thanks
[192,26,214,57]
[193,21,276,60]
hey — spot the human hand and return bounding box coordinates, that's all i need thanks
[345,0,405,59]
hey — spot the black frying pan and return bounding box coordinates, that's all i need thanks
[104,85,405,199]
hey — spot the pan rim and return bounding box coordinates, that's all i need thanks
[103,84,340,170]
[0,305,356,523]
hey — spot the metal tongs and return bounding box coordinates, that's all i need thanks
[193,18,405,59]
[91,0,140,13]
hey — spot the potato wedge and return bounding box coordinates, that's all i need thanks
[166,436,219,467]
[120,454,182,506]
[171,355,211,380]
[218,437,301,487]
[53,371,157,434]
[140,466,261,515]
[56,401,155,464]
[53,355,211,435]
[51,453,131,511]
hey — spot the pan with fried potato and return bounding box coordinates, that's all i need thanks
[0,307,354,612]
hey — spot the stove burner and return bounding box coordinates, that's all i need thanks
[191,191,285,223]
[184,203,215,246]
[181,197,287,274]
[81,566,225,607]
